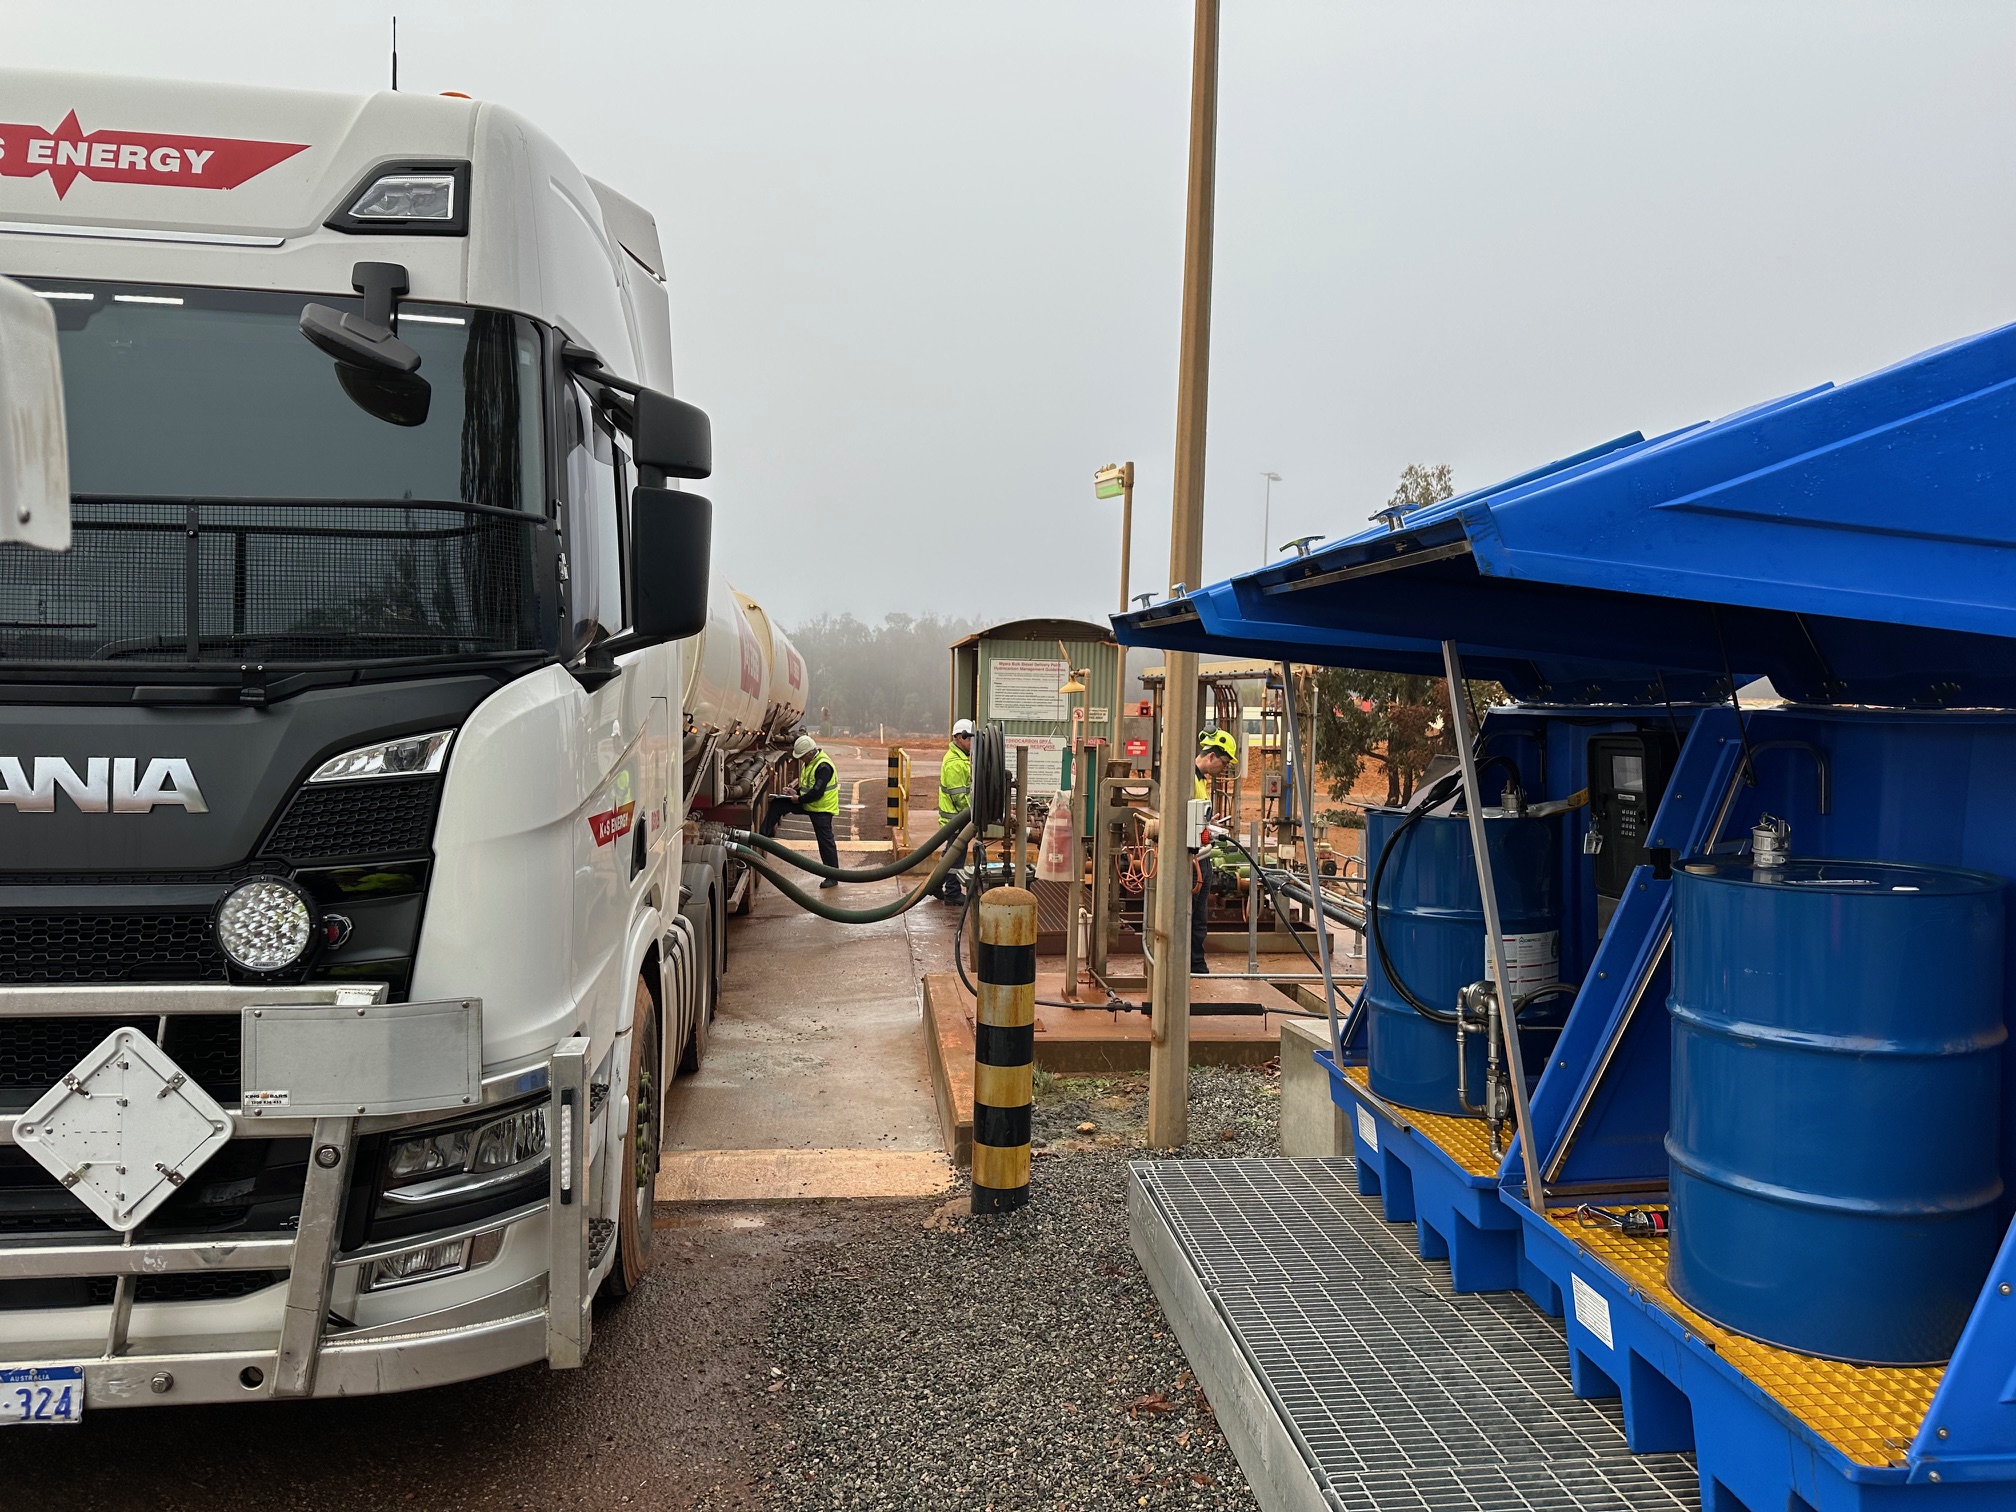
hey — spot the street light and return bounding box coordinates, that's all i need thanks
[1259,470,1281,565]
[1094,462,1134,614]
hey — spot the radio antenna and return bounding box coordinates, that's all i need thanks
[391,16,399,91]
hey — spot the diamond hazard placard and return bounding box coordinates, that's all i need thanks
[12,1027,232,1231]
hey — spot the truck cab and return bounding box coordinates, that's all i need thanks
[0,71,720,1410]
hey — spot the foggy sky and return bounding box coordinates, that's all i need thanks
[12,2,2016,629]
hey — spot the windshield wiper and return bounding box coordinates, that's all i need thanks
[94,631,481,662]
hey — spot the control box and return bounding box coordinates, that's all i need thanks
[1588,731,1678,931]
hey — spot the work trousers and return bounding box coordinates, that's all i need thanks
[1190,853,1214,975]
[762,797,840,870]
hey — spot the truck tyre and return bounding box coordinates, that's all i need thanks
[676,882,716,1074]
[602,976,659,1300]
[687,843,730,983]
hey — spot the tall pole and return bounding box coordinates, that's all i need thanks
[1148,0,1221,1151]
[1117,459,1135,735]
[1117,461,1135,618]
[1440,640,1545,1212]
[1260,470,1280,565]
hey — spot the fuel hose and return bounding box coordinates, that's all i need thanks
[1366,773,1578,1029]
[1208,831,1355,1024]
[726,722,1010,927]
[729,812,969,882]
[1365,774,1464,1026]
[723,821,974,924]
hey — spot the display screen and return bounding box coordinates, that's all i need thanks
[1611,753,1645,796]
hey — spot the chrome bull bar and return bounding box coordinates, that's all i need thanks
[0,984,595,1406]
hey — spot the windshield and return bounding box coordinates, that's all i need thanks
[0,279,550,671]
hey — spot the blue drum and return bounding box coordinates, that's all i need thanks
[1667,858,2006,1364]
[1364,807,1561,1116]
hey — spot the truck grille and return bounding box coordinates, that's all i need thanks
[0,1013,241,1112]
[261,777,440,861]
[0,1271,290,1312]
[0,1137,307,1246]
[0,909,227,985]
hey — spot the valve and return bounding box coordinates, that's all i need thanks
[1751,813,1791,869]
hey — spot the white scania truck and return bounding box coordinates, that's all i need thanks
[0,69,802,1414]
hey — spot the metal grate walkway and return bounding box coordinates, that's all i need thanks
[1130,1159,1701,1512]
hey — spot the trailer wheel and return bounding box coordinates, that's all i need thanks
[602,976,659,1300]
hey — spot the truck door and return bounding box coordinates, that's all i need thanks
[564,387,657,1051]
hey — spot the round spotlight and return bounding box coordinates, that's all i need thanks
[215,879,315,973]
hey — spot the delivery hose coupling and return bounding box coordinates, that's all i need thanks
[1752,813,1791,868]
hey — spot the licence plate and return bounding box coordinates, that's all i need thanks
[0,1367,84,1424]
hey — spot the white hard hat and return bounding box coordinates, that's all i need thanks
[792,734,817,759]
[952,718,976,737]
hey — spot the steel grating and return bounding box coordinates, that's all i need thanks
[1133,1159,1700,1512]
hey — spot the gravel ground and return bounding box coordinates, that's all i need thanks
[8,1066,1283,1512]
[761,1065,1281,1512]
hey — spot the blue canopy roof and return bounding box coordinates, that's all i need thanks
[1116,320,2016,706]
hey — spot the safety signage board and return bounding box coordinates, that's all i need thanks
[988,659,1068,722]
[1003,735,1068,793]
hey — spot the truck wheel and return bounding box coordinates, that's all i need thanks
[687,843,730,984]
[676,895,714,1074]
[602,977,659,1300]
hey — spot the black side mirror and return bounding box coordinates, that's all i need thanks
[630,487,712,641]
[632,389,712,479]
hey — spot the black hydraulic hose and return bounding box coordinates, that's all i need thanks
[1510,980,1580,1021]
[724,822,972,923]
[1366,775,1463,1026]
[1366,789,1580,1030]
[730,812,968,882]
[949,852,1150,1013]
[1209,834,1369,1030]
[1212,833,1334,978]
[969,722,1009,828]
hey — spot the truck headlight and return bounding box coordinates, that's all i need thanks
[214,878,315,972]
[310,729,453,782]
[347,173,457,223]
[382,1104,548,1203]
[360,1228,506,1292]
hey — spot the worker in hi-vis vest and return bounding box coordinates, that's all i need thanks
[1190,727,1238,973]
[931,718,977,907]
[763,734,843,887]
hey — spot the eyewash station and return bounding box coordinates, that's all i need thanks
[1114,320,2016,1512]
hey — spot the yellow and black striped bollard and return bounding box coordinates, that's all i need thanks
[886,748,909,850]
[972,886,1036,1213]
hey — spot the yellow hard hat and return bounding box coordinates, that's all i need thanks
[1199,728,1238,763]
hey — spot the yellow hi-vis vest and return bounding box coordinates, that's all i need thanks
[938,742,972,821]
[799,749,840,815]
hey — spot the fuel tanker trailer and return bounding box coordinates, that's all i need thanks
[0,67,802,1415]
[678,582,811,917]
